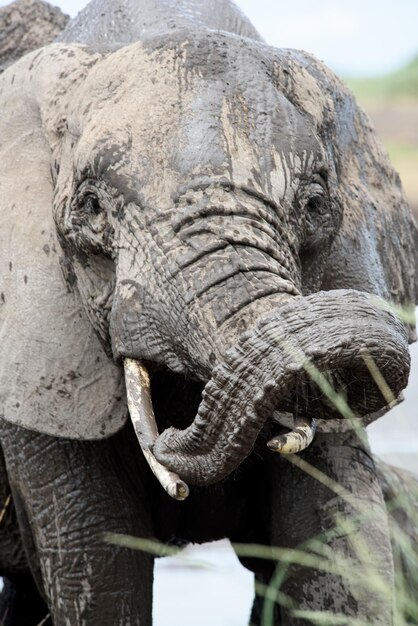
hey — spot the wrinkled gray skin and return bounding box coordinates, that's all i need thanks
[0,0,417,624]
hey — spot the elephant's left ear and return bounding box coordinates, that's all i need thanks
[0,45,127,440]
[275,50,418,341]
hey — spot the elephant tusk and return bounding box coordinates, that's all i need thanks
[267,417,317,455]
[124,358,189,501]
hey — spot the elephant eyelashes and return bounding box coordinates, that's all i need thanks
[306,178,328,210]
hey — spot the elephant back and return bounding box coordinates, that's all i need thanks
[57,0,263,49]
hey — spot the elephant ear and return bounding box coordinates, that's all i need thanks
[272,50,418,342]
[0,46,127,439]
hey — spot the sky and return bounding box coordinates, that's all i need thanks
[2,0,417,76]
[238,0,418,76]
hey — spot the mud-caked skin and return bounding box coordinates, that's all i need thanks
[0,0,417,624]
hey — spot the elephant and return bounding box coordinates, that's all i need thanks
[0,0,69,73]
[0,0,417,624]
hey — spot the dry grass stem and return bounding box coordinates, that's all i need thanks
[0,493,11,526]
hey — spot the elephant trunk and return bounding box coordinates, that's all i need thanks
[153,290,410,485]
[110,187,410,487]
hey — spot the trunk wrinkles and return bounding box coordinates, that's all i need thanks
[153,289,410,485]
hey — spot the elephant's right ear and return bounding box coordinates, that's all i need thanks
[0,46,127,440]
[274,50,417,342]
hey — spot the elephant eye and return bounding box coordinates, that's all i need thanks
[74,188,109,237]
[305,180,328,215]
[68,181,114,255]
[301,177,332,249]
[84,194,102,216]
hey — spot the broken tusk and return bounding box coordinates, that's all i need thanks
[124,358,189,501]
[267,416,317,455]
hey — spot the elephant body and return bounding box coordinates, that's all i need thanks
[0,0,417,624]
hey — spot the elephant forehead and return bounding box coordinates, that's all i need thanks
[70,41,196,192]
[71,36,325,203]
[170,81,325,189]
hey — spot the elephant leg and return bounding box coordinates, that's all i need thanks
[376,459,418,618]
[0,444,27,575]
[235,550,277,626]
[0,420,154,626]
[0,443,49,625]
[229,455,283,626]
[269,429,395,625]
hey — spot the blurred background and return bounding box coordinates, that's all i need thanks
[0,1,417,624]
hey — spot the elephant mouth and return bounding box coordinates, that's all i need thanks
[124,359,317,500]
[122,290,410,498]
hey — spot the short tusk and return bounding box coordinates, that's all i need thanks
[124,358,189,501]
[267,417,317,455]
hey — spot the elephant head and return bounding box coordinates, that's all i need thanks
[0,20,416,494]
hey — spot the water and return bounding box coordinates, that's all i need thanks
[154,540,254,626]
[368,328,418,474]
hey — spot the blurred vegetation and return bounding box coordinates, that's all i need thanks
[346,55,418,101]
[346,55,418,218]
